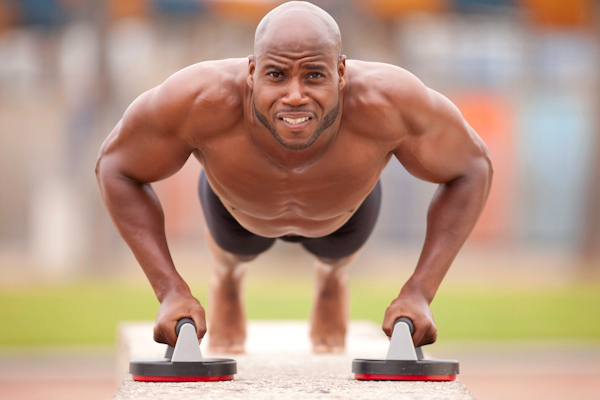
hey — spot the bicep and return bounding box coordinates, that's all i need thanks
[393,89,489,184]
[97,89,193,183]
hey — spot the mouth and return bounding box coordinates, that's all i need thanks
[277,113,314,130]
[281,116,310,125]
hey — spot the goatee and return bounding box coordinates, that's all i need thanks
[253,96,340,151]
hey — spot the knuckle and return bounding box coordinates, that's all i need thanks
[382,325,392,337]
[156,321,168,333]
[194,305,205,317]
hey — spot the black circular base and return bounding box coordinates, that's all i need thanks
[352,358,459,376]
[130,357,237,378]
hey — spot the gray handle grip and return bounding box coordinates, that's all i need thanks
[394,317,414,335]
[175,318,196,336]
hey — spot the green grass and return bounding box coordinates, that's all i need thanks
[351,282,600,340]
[0,279,599,346]
[0,282,159,345]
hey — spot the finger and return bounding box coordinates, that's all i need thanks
[190,307,207,340]
[153,321,173,346]
[382,308,401,337]
[382,320,393,338]
[163,319,180,347]
[415,321,438,347]
[382,318,396,337]
[411,328,426,348]
[418,327,438,347]
[419,334,437,347]
[153,325,165,344]
[197,321,207,340]
[410,318,430,347]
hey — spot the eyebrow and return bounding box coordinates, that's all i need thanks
[262,63,328,73]
[304,64,327,71]
[264,64,285,71]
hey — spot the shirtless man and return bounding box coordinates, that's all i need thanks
[96,1,492,354]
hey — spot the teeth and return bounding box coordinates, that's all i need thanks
[282,117,309,125]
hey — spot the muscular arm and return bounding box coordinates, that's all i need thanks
[383,73,493,346]
[95,76,204,346]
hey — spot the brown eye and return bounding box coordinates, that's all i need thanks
[267,71,282,78]
[308,72,324,79]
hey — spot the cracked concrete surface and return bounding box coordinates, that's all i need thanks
[113,321,475,400]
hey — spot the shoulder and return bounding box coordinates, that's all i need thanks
[343,60,460,141]
[122,58,248,140]
[345,60,424,96]
[344,60,427,118]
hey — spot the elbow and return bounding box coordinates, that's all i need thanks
[94,157,101,179]
[95,151,115,189]
[483,152,493,184]
[473,132,493,186]
[458,153,492,190]
[95,153,105,183]
[476,152,493,195]
[95,155,107,201]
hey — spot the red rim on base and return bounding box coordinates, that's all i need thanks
[132,375,234,382]
[354,373,456,381]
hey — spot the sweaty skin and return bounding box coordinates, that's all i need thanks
[96,1,492,352]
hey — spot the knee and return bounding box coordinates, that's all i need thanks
[206,229,260,269]
[230,253,259,264]
[315,252,359,272]
[216,247,260,271]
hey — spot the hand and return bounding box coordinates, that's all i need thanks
[153,290,206,347]
[382,283,437,347]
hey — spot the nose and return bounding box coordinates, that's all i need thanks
[282,79,308,107]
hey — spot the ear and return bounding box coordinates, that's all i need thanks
[338,55,346,91]
[247,55,255,90]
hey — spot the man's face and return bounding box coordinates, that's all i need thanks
[248,40,345,151]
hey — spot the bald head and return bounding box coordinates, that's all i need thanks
[254,1,342,59]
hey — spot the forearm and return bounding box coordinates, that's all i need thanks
[97,171,190,302]
[405,160,492,302]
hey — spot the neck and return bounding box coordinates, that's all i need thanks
[251,118,341,171]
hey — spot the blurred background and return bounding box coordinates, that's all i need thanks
[0,0,599,399]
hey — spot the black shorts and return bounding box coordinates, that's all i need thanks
[198,171,381,260]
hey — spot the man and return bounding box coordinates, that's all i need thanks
[96,1,492,354]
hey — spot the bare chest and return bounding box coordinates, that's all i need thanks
[194,128,392,236]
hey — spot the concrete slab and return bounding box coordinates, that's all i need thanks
[113,321,475,400]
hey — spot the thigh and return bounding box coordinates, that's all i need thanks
[198,170,275,256]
